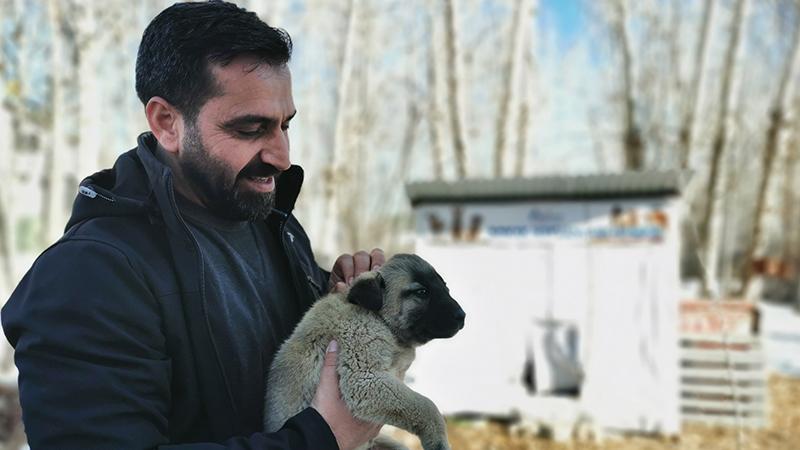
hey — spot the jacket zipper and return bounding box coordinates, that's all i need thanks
[79,185,115,202]
[164,175,240,421]
[272,209,321,303]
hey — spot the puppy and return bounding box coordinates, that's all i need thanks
[264,254,465,450]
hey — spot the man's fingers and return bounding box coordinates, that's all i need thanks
[331,249,385,290]
[314,339,385,449]
[333,254,355,285]
[323,340,338,368]
[352,251,371,279]
[369,248,385,270]
[312,341,340,412]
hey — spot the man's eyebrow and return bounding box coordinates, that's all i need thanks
[220,111,297,129]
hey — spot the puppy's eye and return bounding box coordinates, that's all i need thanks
[416,288,429,297]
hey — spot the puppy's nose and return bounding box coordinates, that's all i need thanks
[453,307,466,322]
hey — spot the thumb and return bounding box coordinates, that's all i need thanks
[323,340,338,368]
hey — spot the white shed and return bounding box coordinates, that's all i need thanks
[405,171,686,436]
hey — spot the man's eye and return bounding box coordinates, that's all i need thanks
[236,128,264,138]
[281,122,290,131]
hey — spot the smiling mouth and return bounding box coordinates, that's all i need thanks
[243,175,276,192]
[248,176,272,182]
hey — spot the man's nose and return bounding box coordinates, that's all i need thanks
[261,132,291,171]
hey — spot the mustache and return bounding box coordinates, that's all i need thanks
[238,163,282,179]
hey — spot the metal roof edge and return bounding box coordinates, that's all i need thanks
[406,170,692,205]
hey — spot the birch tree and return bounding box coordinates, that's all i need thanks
[678,0,716,170]
[0,120,12,297]
[515,0,537,177]
[0,0,18,295]
[781,123,799,263]
[514,51,534,177]
[383,19,425,248]
[318,0,358,261]
[442,0,469,179]
[610,0,644,170]
[43,0,76,245]
[340,2,372,252]
[740,1,800,295]
[76,0,104,179]
[493,0,530,177]
[697,0,750,294]
[426,5,446,180]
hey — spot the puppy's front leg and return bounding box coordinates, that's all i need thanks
[341,371,449,450]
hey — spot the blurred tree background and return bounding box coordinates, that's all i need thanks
[3,0,800,447]
[1,0,800,312]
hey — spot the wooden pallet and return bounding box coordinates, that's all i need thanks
[679,333,768,428]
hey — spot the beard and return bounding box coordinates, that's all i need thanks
[179,123,279,222]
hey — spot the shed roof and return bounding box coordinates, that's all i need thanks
[406,171,688,205]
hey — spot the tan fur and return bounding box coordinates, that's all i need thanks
[264,255,461,450]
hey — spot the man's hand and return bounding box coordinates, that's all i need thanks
[312,341,382,450]
[329,248,385,293]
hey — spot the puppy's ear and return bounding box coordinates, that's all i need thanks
[347,272,385,311]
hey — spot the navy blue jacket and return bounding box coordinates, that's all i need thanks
[2,133,337,449]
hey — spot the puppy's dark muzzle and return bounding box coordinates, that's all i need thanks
[453,306,466,329]
[418,295,466,341]
[439,301,465,338]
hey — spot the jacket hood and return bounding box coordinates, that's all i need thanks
[65,132,305,232]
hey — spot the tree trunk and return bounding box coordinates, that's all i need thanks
[442,0,468,179]
[426,5,445,180]
[612,0,644,170]
[43,0,72,245]
[399,104,422,185]
[782,126,798,262]
[0,107,14,296]
[790,108,800,266]
[678,0,716,169]
[77,1,103,180]
[343,5,371,252]
[319,0,357,261]
[514,94,530,177]
[493,0,528,178]
[514,2,537,177]
[386,102,422,248]
[648,0,682,169]
[384,16,424,249]
[739,6,800,295]
[697,0,749,295]
[0,0,18,295]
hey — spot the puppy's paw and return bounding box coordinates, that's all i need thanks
[420,438,450,450]
[370,434,409,450]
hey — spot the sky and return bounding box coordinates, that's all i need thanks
[541,0,586,52]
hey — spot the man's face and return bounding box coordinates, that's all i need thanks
[177,59,295,221]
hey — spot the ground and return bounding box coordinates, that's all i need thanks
[387,375,800,450]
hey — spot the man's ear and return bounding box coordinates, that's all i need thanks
[346,272,385,311]
[145,96,183,154]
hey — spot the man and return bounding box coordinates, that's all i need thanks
[2,2,383,448]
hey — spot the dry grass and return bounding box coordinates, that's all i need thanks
[387,375,800,450]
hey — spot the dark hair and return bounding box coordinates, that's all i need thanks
[135,1,292,121]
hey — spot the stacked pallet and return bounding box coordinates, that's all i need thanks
[680,333,767,427]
